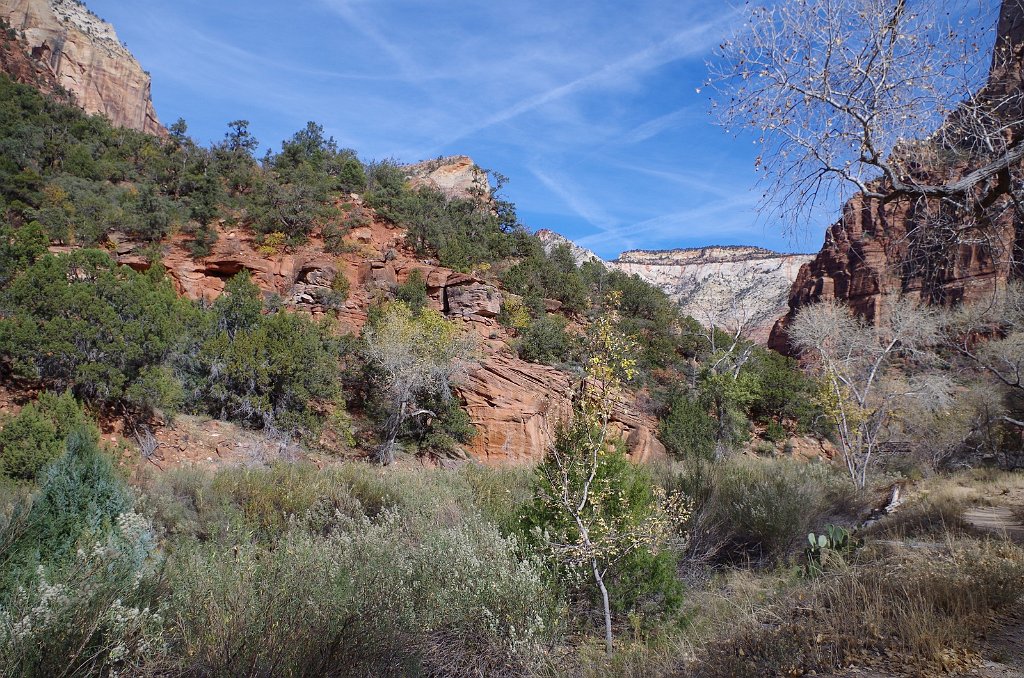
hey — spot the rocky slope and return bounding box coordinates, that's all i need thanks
[535,229,602,266]
[0,0,163,135]
[769,1,1024,352]
[536,230,812,344]
[97,199,666,467]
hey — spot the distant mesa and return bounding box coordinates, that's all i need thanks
[535,228,813,345]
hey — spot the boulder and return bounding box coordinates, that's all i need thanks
[445,275,502,318]
[457,352,667,465]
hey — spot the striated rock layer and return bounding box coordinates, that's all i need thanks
[769,1,1024,353]
[613,247,813,344]
[536,230,812,345]
[0,0,163,135]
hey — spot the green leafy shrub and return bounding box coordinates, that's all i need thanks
[691,458,860,566]
[763,420,787,443]
[523,429,686,624]
[515,313,574,365]
[0,250,196,407]
[502,243,589,315]
[406,391,476,458]
[660,392,717,461]
[396,268,428,315]
[744,348,827,434]
[322,268,351,309]
[0,432,162,677]
[0,391,96,481]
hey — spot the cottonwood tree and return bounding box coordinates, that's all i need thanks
[530,299,689,655]
[789,298,948,488]
[711,0,1024,240]
[693,298,759,452]
[362,301,476,465]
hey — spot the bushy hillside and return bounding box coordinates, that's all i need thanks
[0,73,824,464]
[1,72,1023,678]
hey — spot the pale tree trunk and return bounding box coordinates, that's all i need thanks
[592,558,613,656]
[376,401,406,465]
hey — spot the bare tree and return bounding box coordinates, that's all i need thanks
[710,0,1024,236]
[789,297,946,487]
[896,383,1003,470]
[950,280,1024,392]
[363,302,477,465]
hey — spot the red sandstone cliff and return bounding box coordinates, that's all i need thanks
[769,1,1024,353]
[0,0,163,135]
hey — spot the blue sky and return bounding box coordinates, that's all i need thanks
[85,0,829,258]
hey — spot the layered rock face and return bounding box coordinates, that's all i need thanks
[769,1,1024,352]
[457,352,665,465]
[0,0,163,135]
[613,247,813,344]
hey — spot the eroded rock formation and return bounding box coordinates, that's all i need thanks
[0,0,163,135]
[96,196,665,465]
[458,352,665,465]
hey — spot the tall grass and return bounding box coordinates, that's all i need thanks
[684,537,1024,677]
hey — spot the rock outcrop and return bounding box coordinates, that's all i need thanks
[769,1,1024,353]
[536,228,602,266]
[457,352,665,465]
[404,156,490,200]
[0,9,56,91]
[0,0,163,135]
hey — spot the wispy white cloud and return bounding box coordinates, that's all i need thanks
[530,166,619,232]
[574,194,760,252]
[317,0,423,79]
[608,162,740,200]
[619,106,701,144]
[434,10,740,148]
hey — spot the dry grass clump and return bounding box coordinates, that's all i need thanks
[682,536,1024,677]
[671,457,869,568]
[548,568,801,678]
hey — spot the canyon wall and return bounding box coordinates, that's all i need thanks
[0,0,163,135]
[769,1,1024,352]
